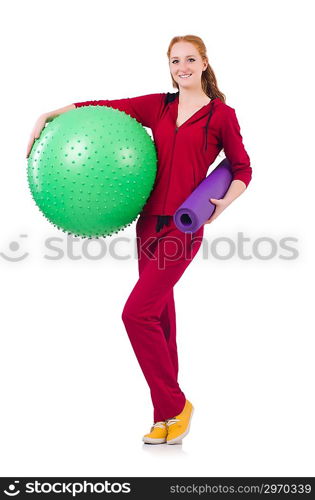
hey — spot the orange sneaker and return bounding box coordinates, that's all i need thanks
[166,399,194,445]
[143,421,167,444]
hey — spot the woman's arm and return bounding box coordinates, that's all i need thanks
[26,104,76,158]
[73,93,165,129]
[204,106,251,225]
[204,179,247,225]
[219,107,252,187]
[45,103,76,121]
[223,178,247,203]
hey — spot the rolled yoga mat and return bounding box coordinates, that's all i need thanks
[173,157,233,233]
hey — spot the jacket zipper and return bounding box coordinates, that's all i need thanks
[162,126,178,214]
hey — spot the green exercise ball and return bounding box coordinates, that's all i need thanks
[27,105,157,238]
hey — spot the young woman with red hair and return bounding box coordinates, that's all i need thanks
[26,34,252,446]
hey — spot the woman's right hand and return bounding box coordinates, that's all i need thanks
[26,113,50,159]
[26,104,76,159]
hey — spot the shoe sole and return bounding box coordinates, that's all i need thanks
[166,406,194,445]
[142,437,166,444]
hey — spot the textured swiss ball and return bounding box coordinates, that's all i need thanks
[27,106,157,237]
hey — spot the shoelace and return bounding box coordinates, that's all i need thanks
[165,418,180,427]
[151,421,166,430]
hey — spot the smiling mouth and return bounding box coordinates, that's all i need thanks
[179,74,192,78]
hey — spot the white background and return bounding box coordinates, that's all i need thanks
[1,0,314,478]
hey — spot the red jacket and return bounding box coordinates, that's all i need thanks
[74,92,252,216]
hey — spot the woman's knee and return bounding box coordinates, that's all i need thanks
[122,300,153,327]
[121,303,130,324]
[121,301,139,326]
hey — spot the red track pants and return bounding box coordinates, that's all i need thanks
[121,214,204,422]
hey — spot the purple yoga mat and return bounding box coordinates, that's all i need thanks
[173,158,233,233]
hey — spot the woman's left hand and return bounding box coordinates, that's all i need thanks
[204,198,230,224]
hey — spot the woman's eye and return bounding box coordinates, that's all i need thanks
[172,58,195,64]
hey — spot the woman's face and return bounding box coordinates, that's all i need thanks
[169,41,207,91]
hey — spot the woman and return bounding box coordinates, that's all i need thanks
[26,35,252,446]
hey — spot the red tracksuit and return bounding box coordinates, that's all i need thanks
[74,92,252,422]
